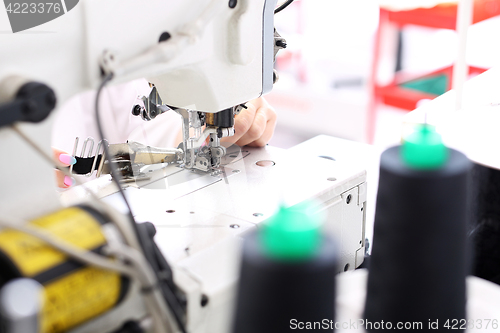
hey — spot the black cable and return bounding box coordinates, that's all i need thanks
[94,74,137,229]
[94,74,187,333]
[274,0,294,14]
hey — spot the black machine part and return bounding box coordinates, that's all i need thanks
[205,108,234,128]
[112,320,145,333]
[0,82,56,128]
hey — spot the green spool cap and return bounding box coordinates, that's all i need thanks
[402,124,448,169]
[260,202,322,261]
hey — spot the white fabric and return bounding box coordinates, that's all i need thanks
[52,78,181,154]
[378,0,458,11]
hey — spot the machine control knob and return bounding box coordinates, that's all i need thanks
[132,105,142,116]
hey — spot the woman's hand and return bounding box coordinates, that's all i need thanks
[222,97,277,147]
[53,148,76,188]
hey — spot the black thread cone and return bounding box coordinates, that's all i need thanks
[232,231,338,333]
[364,146,471,332]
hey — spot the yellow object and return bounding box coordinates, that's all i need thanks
[0,207,122,333]
[42,266,120,333]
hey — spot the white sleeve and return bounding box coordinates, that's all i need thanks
[127,111,181,148]
[52,79,181,154]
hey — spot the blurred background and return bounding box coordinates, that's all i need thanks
[267,0,500,150]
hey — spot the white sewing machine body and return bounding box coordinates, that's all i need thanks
[0,0,275,111]
[59,136,367,333]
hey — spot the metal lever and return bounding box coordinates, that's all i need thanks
[69,138,183,180]
[132,86,170,121]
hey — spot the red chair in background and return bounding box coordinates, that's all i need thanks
[367,0,500,142]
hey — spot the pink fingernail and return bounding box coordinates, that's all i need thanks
[59,154,76,165]
[63,176,75,187]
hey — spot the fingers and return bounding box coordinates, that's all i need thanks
[251,97,277,147]
[55,169,75,188]
[53,148,76,188]
[229,101,258,144]
[233,97,277,147]
[235,106,267,146]
[53,148,76,166]
[247,109,277,147]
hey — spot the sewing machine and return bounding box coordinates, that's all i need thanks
[0,1,367,332]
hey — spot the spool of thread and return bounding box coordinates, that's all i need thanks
[232,203,338,333]
[364,125,471,332]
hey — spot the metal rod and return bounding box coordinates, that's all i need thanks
[453,0,474,111]
[69,137,79,174]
